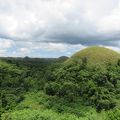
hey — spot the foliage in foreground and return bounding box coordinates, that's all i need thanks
[1,91,120,120]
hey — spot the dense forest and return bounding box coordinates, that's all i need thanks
[1,47,120,120]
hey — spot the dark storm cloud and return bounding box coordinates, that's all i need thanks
[42,32,120,47]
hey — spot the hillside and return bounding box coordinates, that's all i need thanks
[52,47,120,111]
[68,46,120,67]
[1,47,120,120]
[0,57,66,116]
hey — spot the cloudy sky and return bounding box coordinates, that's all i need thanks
[0,0,120,57]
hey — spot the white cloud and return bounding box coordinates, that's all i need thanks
[0,0,120,57]
[19,48,30,53]
[0,0,119,40]
[9,41,86,57]
[12,47,30,57]
[98,1,120,33]
[0,39,14,56]
[0,39,14,49]
[15,42,85,52]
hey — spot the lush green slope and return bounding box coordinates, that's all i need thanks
[68,46,120,67]
[49,47,120,111]
[1,91,120,120]
[0,57,66,116]
[1,47,120,120]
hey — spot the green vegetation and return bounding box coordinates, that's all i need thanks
[68,46,120,67]
[1,46,120,120]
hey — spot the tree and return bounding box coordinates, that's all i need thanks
[44,82,60,96]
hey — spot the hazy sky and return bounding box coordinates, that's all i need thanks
[0,0,120,57]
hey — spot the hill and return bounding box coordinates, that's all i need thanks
[0,57,66,116]
[1,49,120,120]
[68,46,120,67]
[52,46,120,111]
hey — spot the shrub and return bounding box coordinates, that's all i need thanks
[44,82,60,96]
[105,109,120,120]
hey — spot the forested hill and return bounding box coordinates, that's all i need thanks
[1,47,120,120]
[0,56,68,67]
[0,57,68,115]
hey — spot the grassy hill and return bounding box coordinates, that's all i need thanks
[53,46,120,112]
[68,46,120,67]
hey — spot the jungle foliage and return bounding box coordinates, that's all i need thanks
[0,49,120,120]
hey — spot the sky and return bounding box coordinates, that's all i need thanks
[0,0,120,58]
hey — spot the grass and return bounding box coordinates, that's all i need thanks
[67,46,120,67]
